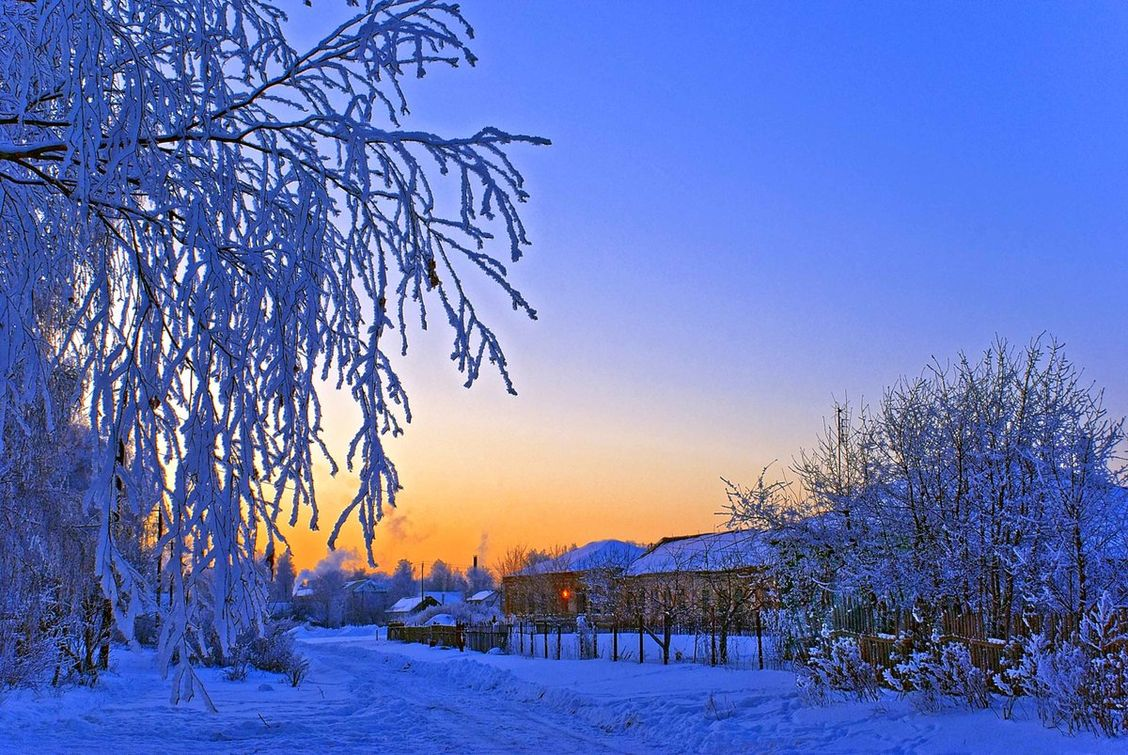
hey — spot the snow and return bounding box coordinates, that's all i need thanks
[515,540,646,576]
[424,614,457,626]
[467,590,496,603]
[0,629,1120,753]
[387,596,428,614]
[624,530,772,575]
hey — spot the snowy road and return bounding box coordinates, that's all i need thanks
[0,627,1123,754]
[0,632,647,754]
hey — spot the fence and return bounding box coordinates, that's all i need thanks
[384,618,782,669]
[833,600,1128,677]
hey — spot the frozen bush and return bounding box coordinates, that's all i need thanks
[1018,605,1128,738]
[799,634,879,704]
[883,633,988,711]
[285,658,310,688]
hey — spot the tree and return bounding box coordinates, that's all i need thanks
[728,338,1128,640]
[425,560,468,593]
[466,564,495,593]
[268,550,297,604]
[388,559,417,602]
[0,0,545,698]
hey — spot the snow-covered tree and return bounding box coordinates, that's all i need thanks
[425,559,468,593]
[728,338,1127,639]
[388,558,417,601]
[0,0,544,698]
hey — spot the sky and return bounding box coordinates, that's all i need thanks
[283,1,1128,573]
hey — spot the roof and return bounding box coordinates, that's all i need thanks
[387,596,436,614]
[424,591,464,605]
[345,578,388,593]
[467,590,496,603]
[514,540,646,576]
[624,530,771,576]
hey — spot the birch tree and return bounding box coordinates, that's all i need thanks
[0,0,545,697]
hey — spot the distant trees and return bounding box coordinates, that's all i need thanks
[388,560,417,602]
[425,560,469,594]
[269,551,297,604]
[0,0,545,689]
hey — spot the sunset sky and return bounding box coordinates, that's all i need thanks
[284,1,1128,573]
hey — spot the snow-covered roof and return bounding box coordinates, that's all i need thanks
[515,540,646,576]
[345,578,388,593]
[624,530,771,576]
[388,596,432,614]
[425,613,458,626]
[467,590,496,603]
[424,591,464,605]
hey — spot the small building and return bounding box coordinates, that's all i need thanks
[466,589,500,609]
[502,540,645,619]
[621,530,773,629]
[386,595,440,622]
[424,590,464,606]
[344,578,391,624]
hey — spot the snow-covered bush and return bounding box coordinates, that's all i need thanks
[798,634,879,704]
[219,620,306,683]
[1019,598,1128,736]
[884,634,988,711]
[285,658,310,689]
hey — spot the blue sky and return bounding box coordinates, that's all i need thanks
[288,1,1128,568]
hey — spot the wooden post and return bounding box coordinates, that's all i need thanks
[638,614,644,664]
[662,611,671,665]
[593,624,598,660]
[543,623,548,658]
[710,608,717,667]
[556,626,562,660]
[613,622,619,662]
[755,609,764,670]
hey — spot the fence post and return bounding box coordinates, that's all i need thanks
[613,622,619,662]
[556,626,562,660]
[710,608,717,667]
[755,609,764,670]
[543,623,548,659]
[638,613,644,664]
[593,624,598,660]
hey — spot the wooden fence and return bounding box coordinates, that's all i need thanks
[834,600,1128,677]
[386,623,512,654]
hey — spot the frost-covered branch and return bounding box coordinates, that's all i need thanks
[0,0,546,690]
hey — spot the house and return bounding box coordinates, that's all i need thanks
[502,540,645,618]
[386,595,440,622]
[620,530,773,628]
[344,578,391,624]
[424,591,464,606]
[466,589,499,609]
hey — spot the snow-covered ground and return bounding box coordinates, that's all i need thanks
[0,626,1121,754]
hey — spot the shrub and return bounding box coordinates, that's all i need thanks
[799,634,879,704]
[883,633,988,711]
[285,657,310,688]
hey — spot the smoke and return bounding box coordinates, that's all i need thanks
[296,547,362,586]
[476,531,489,566]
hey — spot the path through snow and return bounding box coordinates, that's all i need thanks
[0,627,1122,754]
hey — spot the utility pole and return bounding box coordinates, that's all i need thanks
[420,560,425,600]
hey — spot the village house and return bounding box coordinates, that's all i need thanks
[344,578,391,625]
[502,540,644,619]
[620,530,773,631]
[385,595,440,622]
[466,589,500,610]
